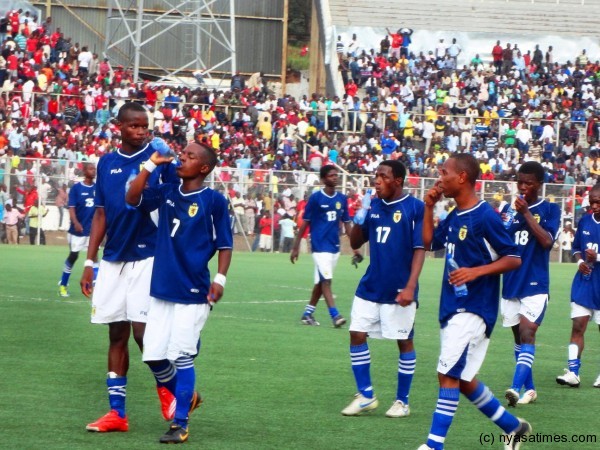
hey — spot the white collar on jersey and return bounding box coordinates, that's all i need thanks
[456,200,485,216]
[527,199,544,209]
[320,189,338,199]
[117,142,149,158]
[382,194,409,206]
[179,185,207,197]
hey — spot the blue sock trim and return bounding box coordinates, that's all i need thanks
[328,307,339,319]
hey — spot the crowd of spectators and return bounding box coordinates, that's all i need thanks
[2,9,600,242]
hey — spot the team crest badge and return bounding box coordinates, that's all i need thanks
[533,214,541,223]
[189,203,199,217]
[335,202,341,210]
[393,211,402,223]
[459,225,468,241]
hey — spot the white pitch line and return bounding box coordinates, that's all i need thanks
[0,294,86,305]
[213,314,275,322]
[222,299,306,304]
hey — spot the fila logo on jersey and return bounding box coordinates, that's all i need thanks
[189,203,198,217]
[583,231,590,235]
[393,211,402,223]
[166,199,175,207]
[370,214,380,218]
[320,205,329,208]
[459,225,468,240]
[110,168,123,174]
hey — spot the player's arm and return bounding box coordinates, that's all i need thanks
[514,196,553,249]
[125,152,172,206]
[349,221,366,249]
[290,221,309,264]
[344,221,361,255]
[396,248,425,307]
[69,206,83,233]
[448,255,521,287]
[208,248,232,303]
[80,207,106,297]
[422,182,443,250]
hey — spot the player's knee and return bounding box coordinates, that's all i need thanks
[67,251,79,265]
[349,331,367,346]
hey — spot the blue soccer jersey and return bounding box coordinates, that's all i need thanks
[432,201,520,337]
[68,181,96,236]
[355,195,424,304]
[303,190,350,253]
[570,213,600,310]
[501,200,560,298]
[138,184,233,304]
[95,143,178,262]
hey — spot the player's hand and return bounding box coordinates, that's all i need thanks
[74,223,84,233]
[448,267,479,287]
[150,151,174,165]
[207,282,224,304]
[80,266,94,298]
[396,287,414,307]
[351,252,364,268]
[290,248,299,264]
[585,248,597,264]
[514,195,527,214]
[424,181,443,207]
[578,260,593,275]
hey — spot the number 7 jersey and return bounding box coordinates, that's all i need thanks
[501,199,560,298]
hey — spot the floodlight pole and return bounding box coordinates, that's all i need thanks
[134,0,143,84]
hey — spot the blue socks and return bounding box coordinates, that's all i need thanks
[397,351,416,404]
[149,360,177,394]
[467,381,520,434]
[426,387,459,450]
[173,357,195,428]
[328,307,340,319]
[107,375,127,418]
[303,304,316,317]
[511,344,535,391]
[60,260,73,286]
[350,343,373,398]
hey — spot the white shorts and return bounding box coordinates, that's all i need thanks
[259,234,272,250]
[312,252,340,284]
[570,302,600,324]
[501,294,548,327]
[349,296,416,340]
[91,257,153,324]
[437,313,490,382]
[68,233,90,253]
[143,297,210,361]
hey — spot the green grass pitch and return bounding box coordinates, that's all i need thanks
[1,246,599,449]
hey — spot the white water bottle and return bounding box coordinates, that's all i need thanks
[353,189,373,225]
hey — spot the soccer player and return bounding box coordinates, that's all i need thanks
[556,183,600,389]
[58,162,96,297]
[501,162,560,406]
[418,154,531,450]
[341,161,425,418]
[126,142,232,444]
[290,165,358,327]
[80,102,179,432]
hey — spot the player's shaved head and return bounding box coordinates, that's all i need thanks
[450,153,480,185]
[379,160,406,180]
[518,161,545,182]
[591,183,600,195]
[117,102,147,121]
[188,142,218,170]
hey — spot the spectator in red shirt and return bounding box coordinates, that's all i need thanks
[258,210,273,252]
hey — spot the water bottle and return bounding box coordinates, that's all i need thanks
[503,206,516,229]
[125,170,137,210]
[583,262,593,281]
[151,137,181,167]
[446,253,468,297]
[353,189,373,225]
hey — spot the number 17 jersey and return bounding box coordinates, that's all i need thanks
[355,195,424,304]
